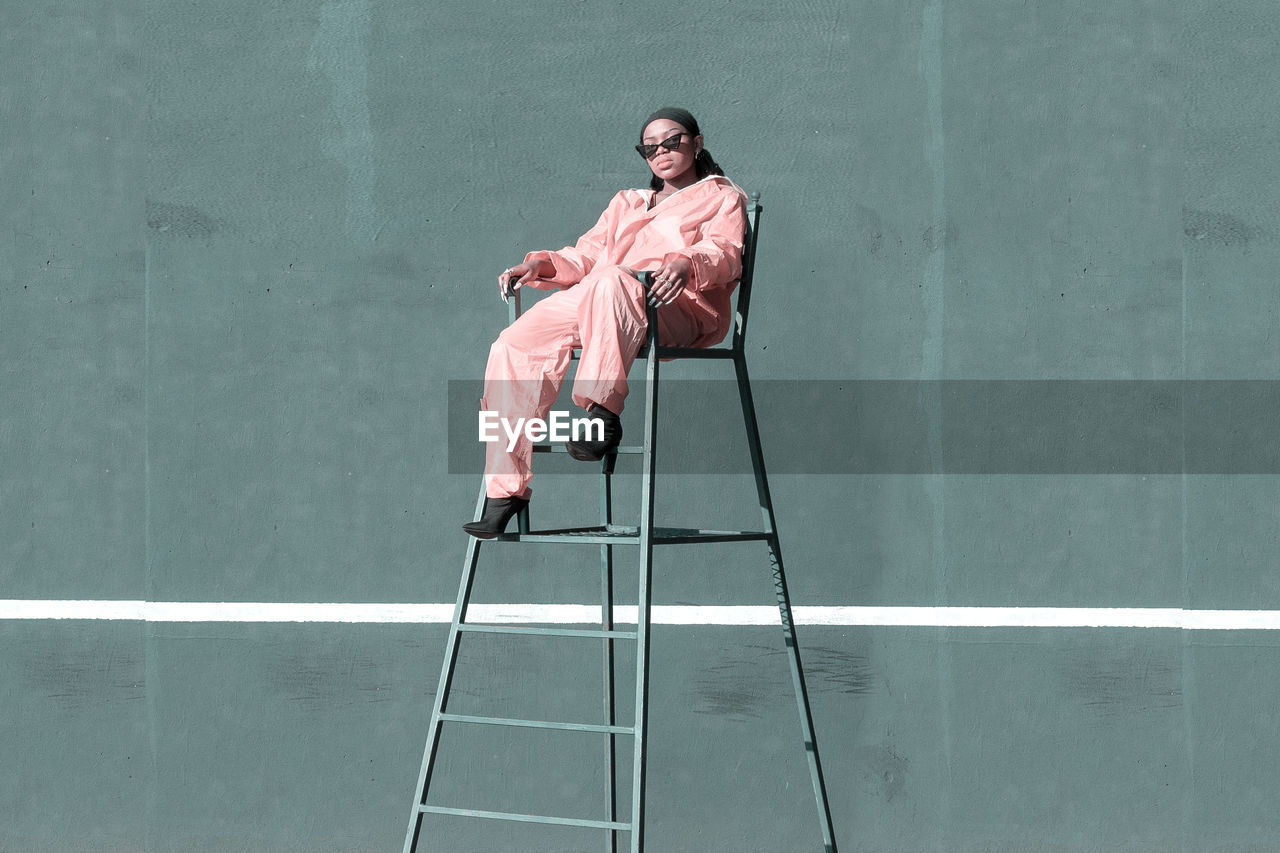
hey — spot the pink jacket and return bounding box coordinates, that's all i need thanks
[522,175,749,348]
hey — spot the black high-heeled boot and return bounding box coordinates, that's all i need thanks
[462,495,529,539]
[566,404,622,461]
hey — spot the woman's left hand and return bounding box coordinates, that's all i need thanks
[648,257,692,306]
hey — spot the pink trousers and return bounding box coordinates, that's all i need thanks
[481,265,702,499]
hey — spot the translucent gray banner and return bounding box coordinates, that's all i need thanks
[447,380,1280,474]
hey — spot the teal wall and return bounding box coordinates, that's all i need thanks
[4,0,1279,849]
[12,0,1279,605]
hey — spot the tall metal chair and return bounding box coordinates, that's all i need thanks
[404,191,839,852]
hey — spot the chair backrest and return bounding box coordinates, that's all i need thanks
[730,191,763,352]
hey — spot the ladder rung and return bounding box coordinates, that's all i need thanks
[420,804,631,832]
[439,712,634,735]
[457,623,638,640]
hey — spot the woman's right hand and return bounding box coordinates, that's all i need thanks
[497,260,549,303]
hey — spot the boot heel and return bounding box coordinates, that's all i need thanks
[462,496,531,539]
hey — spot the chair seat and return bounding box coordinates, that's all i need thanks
[568,345,738,360]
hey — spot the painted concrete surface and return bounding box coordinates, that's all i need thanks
[6,619,1280,851]
[4,0,1280,848]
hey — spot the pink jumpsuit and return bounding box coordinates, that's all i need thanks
[482,175,748,499]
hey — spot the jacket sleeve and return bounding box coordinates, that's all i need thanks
[521,193,621,289]
[660,188,747,293]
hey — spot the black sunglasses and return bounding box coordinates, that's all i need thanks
[635,132,688,160]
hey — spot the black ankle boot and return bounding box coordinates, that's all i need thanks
[462,495,529,539]
[566,405,623,461]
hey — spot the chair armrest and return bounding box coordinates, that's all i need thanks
[507,277,522,325]
[640,271,658,347]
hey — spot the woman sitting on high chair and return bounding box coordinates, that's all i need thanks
[464,107,748,539]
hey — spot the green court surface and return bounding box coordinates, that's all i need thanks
[5,615,1280,850]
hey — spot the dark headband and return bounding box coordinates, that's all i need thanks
[641,107,700,139]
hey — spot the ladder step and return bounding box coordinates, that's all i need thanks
[457,624,638,640]
[420,804,631,832]
[489,526,773,545]
[439,713,634,735]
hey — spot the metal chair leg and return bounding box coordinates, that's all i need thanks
[601,453,619,853]
[734,353,840,853]
[630,308,661,853]
[403,484,487,853]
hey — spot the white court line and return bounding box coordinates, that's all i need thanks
[1,600,1279,629]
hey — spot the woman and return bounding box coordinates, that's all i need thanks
[464,107,748,538]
